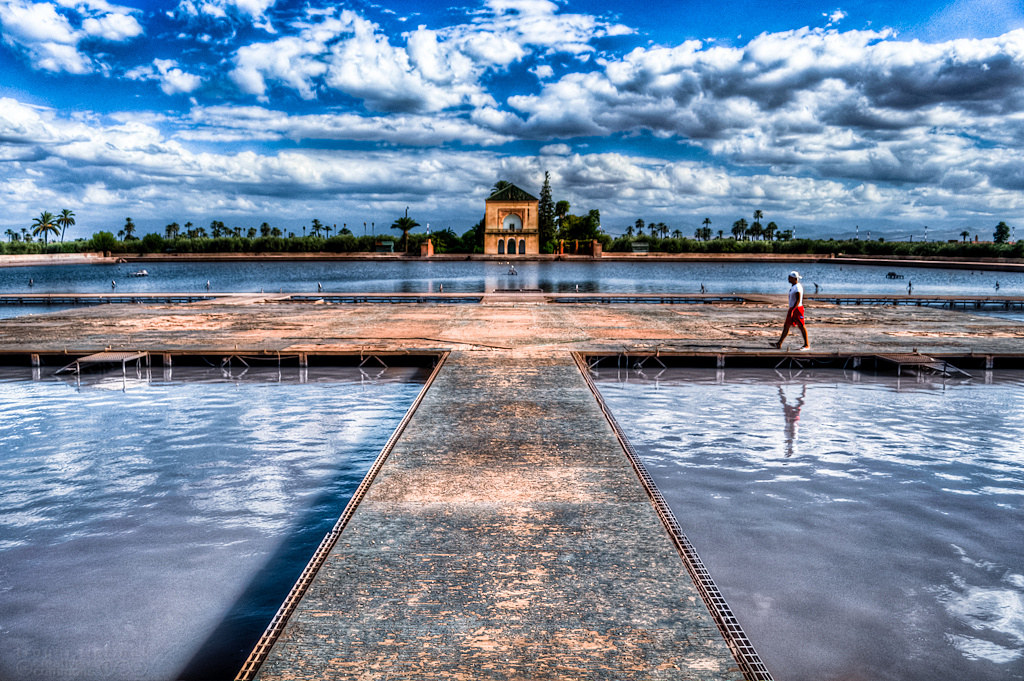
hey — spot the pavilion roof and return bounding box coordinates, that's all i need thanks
[487,184,538,202]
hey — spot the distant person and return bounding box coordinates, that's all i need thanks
[318,282,323,292]
[111,280,116,290]
[206,280,211,291]
[813,282,819,294]
[908,281,912,295]
[28,278,33,287]
[995,281,1000,291]
[773,271,809,351]
[439,284,443,293]
[700,283,706,293]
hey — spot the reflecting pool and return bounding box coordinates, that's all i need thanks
[0,259,1020,296]
[595,367,1024,681]
[0,365,427,681]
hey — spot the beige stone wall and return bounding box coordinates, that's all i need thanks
[484,199,539,255]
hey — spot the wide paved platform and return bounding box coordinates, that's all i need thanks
[245,352,745,680]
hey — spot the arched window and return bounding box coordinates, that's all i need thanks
[507,238,516,254]
[502,214,523,231]
[497,239,504,254]
[518,239,526,254]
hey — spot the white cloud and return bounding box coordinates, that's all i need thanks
[180,105,514,146]
[153,59,202,95]
[499,27,1024,193]
[0,0,141,73]
[4,94,1024,237]
[175,0,276,27]
[824,9,847,26]
[227,2,631,111]
[231,35,327,99]
[82,10,141,40]
[539,143,571,155]
[0,0,87,71]
[530,64,553,79]
[125,59,203,96]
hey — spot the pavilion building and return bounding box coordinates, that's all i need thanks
[483,184,539,256]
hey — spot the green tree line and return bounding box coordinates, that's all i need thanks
[2,207,1019,259]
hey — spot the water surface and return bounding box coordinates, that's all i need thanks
[0,365,427,681]
[0,260,1019,296]
[595,368,1024,681]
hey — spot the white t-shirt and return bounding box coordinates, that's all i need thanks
[789,282,804,308]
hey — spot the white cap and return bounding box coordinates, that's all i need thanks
[789,271,801,280]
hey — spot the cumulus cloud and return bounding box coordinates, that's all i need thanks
[4,94,1023,237]
[227,1,630,111]
[126,59,203,95]
[0,0,141,72]
[231,34,329,99]
[530,64,553,79]
[176,0,276,28]
[500,27,1024,193]
[153,59,202,94]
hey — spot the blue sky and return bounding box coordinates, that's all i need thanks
[2,0,1024,240]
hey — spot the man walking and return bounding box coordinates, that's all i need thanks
[773,271,809,350]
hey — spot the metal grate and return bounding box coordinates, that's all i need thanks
[234,352,450,681]
[873,353,971,378]
[55,351,149,374]
[572,352,774,681]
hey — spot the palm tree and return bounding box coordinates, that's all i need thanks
[311,219,323,238]
[391,214,419,252]
[492,180,512,195]
[56,209,75,243]
[672,229,682,239]
[765,222,778,241]
[123,217,136,240]
[702,217,712,236]
[960,230,970,243]
[31,212,59,245]
[750,210,763,240]
[4,228,14,242]
[731,218,748,240]
[555,201,570,232]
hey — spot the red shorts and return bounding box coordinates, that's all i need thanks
[785,305,805,329]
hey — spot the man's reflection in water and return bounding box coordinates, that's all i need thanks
[779,384,806,457]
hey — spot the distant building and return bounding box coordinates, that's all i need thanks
[484,184,539,255]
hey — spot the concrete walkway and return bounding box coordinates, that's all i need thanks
[248,352,744,680]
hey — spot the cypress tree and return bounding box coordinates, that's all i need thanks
[538,171,555,251]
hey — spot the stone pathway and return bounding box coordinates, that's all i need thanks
[249,352,744,680]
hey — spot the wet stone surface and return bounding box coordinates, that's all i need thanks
[253,353,743,680]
